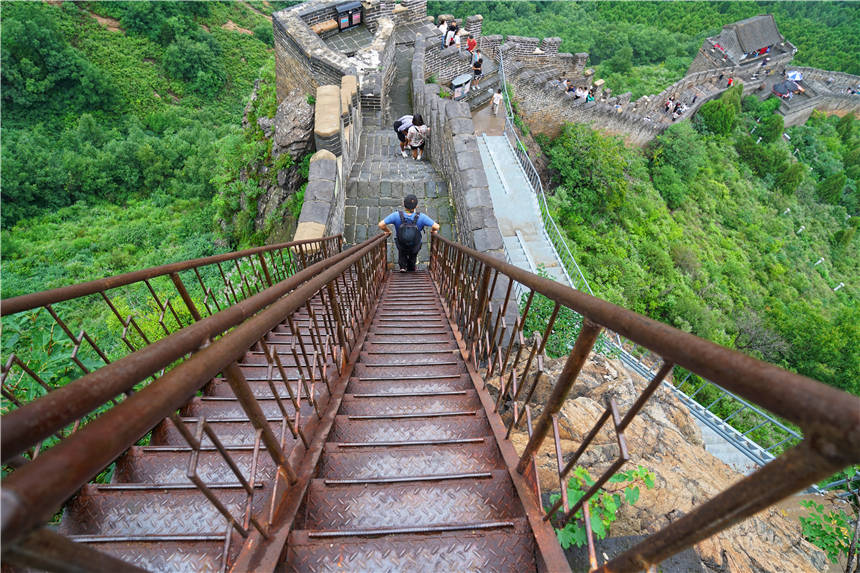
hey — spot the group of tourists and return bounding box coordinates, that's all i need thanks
[439,18,484,91]
[558,78,595,101]
[664,96,687,121]
[392,114,429,161]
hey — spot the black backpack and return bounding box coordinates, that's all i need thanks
[397,211,421,252]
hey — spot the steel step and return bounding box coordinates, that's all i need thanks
[286,517,534,572]
[59,486,267,536]
[299,470,522,530]
[352,362,462,377]
[339,391,481,415]
[65,537,229,573]
[208,379,316,399]
[182,396,321,419]
[113,446,276,485]
[329,414,491,443]
[151,418,296,448]
[319,441,504,479]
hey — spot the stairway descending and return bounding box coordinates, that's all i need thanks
[285,271,537,572]
[54,295,338,573]
[344,130,455,267]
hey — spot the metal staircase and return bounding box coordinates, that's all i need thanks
[2,234,857,573]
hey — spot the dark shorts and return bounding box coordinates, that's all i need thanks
[396,129,407,142]
[473,70,482,78]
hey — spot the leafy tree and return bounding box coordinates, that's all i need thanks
[162,34,225,96]
[651,122,704,181]
[758,114,784,144]
[836,113,855,143]
[776,162,805,195]
[817,172,847,205]
[254,24,274,46]
[1,3,114,116]
[606,45,633,74]
[545,124,631,217]
[697,99,735,136]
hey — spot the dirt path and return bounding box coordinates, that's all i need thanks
[85,10,123,33]
[242,1,273,23]
[222,20,254,35]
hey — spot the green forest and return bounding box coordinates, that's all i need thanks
[2,1,858,399]
[1,1,291,297]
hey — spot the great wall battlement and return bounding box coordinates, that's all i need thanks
[274,2,860,243]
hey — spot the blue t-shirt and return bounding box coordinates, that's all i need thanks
[383,210,436,233]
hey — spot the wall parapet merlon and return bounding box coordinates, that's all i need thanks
[296,75,362,241]
[412,34,505,256]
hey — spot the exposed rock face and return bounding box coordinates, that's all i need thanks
[242,83,315,242]
[489,354,828,572]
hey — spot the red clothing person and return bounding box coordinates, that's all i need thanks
[467,35,477,53]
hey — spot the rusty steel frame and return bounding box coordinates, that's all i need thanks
[1,237,349,465]
[1,235,387,571]
[429,234,860,572]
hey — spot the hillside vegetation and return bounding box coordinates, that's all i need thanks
[1,1,288,296]
[537,90,858,397]
[431,1,860,98]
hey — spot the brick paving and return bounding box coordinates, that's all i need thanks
[324,24,374,56]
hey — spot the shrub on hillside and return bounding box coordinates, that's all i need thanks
[817,172,847,205]
[162,34,225,96]
[253,24,273,46]
[776,162,806,195]
[696,99,735,136]
[759,114,785,144]
[1,3,115,116]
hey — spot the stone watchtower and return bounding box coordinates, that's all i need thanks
[687,14,795,76]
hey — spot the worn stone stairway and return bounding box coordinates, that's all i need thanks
[343,130,455,267]
[284,270,537,571]
[53,295,338,572]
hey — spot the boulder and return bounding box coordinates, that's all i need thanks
[488,354,828,572]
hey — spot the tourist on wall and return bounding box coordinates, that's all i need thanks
[492,89,503,115]
[392,114,414,158]
[467,34,477,55]
[377,194,440,273]
[406,114,429,161]
[471,51,483,90]
[438,18,447,48]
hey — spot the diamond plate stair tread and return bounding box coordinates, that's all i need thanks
[319,441,505,478]
[113,447,277,484]
[66,539,228,573]
[352,363,462,377]
[364,333,453,343]
[182,396,321,419]
[329,414,491,442]
[151,418,296,447]
[59,486,267,536]
[285,518,536,573]
[361,340,458,353]
[208,379,323,399]
[302,470,522,529]
[346,375,472,394]
[339,392,480,415]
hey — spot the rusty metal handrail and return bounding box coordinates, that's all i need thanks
[1,234,387,555]
[1,238,357,464]
[1,236,341,316]
[429,234,860,571]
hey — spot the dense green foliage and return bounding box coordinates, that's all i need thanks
[1,1,277,297]
[430,1,860,97]
[537,105,859,397]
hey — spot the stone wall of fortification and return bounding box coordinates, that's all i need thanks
[294,75,361,241]
[412,35,505,256]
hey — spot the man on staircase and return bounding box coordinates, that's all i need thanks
[378,194,440,272]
